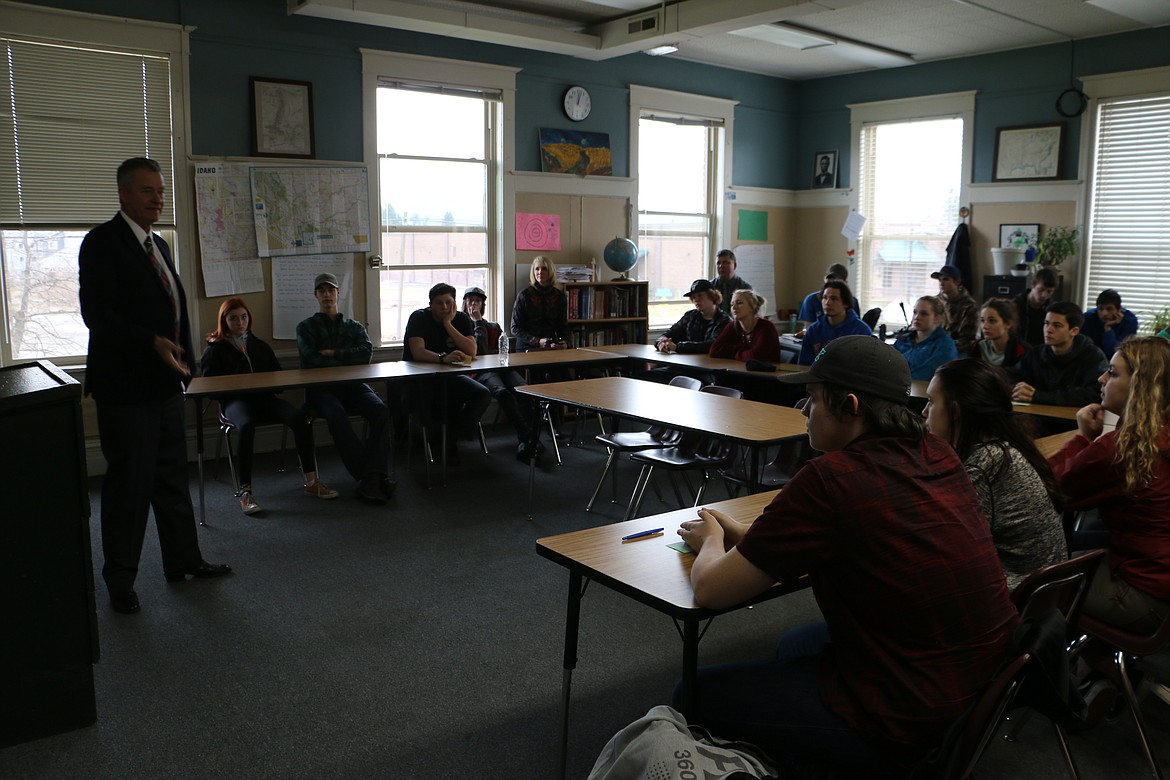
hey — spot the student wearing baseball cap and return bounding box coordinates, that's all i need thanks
[931,264,978,353]
[675,335,1017,775]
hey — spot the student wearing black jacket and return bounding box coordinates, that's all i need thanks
[201,297,338,515]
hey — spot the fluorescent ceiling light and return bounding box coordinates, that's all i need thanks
[1085,0,1170,25]
[644,43,679,56]
[729,23,836,50]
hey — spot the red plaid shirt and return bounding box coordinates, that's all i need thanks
[738,433,1017,760]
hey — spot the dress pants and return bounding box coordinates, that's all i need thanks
[222,395,314,485]
[96,393,203,592]
[306,383,391,482]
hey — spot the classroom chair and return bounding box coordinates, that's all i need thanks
[585,374,701,512]
[1003,549,1107,780]
[1074,606,1170,778]
[212,403,295,495]
[623,385,743,520]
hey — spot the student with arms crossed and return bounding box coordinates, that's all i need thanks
[1049,336,1170,634]
[296,273,395,504]
[798,280,871,365]
[675,336,1017,776]
[710,248,752,314]
[924,358,1066,589]
[1009,301,1108,407]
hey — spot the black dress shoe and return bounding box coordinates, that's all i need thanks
[164,561,233,583]
[110,589,140,614]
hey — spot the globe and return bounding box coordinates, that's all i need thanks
[603,237,639,280]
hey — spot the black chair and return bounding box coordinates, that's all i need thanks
[862,307,882,329]
[624,385,743,520]
[585,374,701,512]
[1003,549,1107,780]
[1075,604,1170,778]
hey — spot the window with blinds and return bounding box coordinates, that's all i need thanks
[1084,93,1170,327]
[0,35,175,363]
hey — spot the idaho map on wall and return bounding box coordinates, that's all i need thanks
[250,166,371,257]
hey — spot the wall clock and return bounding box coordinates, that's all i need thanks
[563,85,591,122]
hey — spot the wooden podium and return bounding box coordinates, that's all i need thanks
[0,361,98,746]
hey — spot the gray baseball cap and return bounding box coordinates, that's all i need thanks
[777,335,910,405]
[314,273,339,290]
[825,262,849,281]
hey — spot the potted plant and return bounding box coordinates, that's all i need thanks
[1033,225,1080,269]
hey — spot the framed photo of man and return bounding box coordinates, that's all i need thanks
[812,150,838,189]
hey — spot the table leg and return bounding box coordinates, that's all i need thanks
[527,400,546,519]
[385,380,397,480]
[679,617,699,717]
[196,399,206,526]
[557,571,583,780]
[749,444,762,493]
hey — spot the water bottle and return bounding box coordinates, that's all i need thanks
[788,313,798,334]
[497,332,509,366]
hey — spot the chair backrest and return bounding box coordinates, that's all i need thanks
[862,307,882,329]
[1010,549,1105,634]
[947,652,1032,780]
[700,385,743,400]
[668,375,704,391]
[779,344,800,364]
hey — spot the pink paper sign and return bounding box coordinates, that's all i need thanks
[516,212,562,251]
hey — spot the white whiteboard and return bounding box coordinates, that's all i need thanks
[732,244,776,319]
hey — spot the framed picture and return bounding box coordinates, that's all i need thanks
[993,123,1063,182]
[811,150,838,189]
[538,128,612,176]
[250,77,315,158]
[999,223,1040,249]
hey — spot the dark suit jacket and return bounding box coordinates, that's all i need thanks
[79,213,195,403]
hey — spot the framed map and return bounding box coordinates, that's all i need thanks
[993,123,1063,182]
[250,77,315,158]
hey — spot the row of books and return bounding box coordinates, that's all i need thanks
[567,285,645,320]
[570,324,644,348]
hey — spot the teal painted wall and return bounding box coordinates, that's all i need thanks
[14,1,1170,189]
[797,29,1170,188]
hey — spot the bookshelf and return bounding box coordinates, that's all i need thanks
[565,280,649,348]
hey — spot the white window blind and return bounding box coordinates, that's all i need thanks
[0,36,174,226]
[1085,93,1170,323]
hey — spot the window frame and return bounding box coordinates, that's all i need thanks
[360,49,517,346]
[629,85,734,328]
[0,2,192,367]
[848,91,975,327]
[1079,65,1170,322]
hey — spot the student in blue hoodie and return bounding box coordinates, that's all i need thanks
[894,295,958,380]
[1080,288,1138,359]
[797,280,872,364]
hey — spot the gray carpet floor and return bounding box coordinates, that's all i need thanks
[1,417,1168,779]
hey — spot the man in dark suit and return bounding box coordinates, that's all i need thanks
[79,157,231,615]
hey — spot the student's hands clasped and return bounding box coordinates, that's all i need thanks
[1076,402,1107,441]
[678,508,748,553]
[655,337,676,353]
[1011,381,1036,403]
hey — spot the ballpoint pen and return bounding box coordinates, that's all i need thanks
[621,527,664,541]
